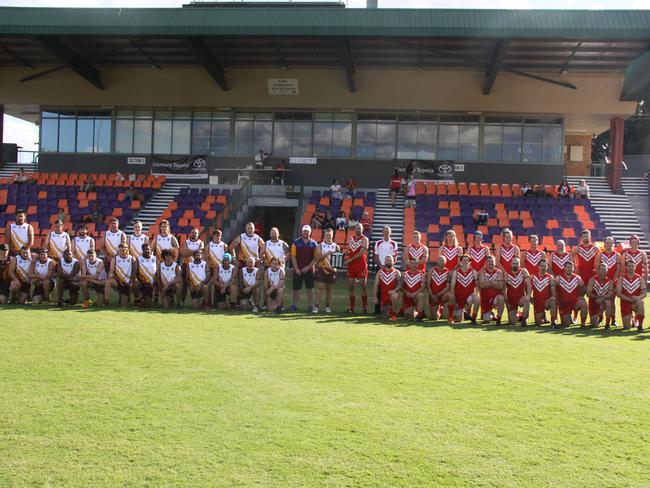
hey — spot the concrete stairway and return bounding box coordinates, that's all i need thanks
[124,182,187,234]
[622,177,648,196]
[371,189,405,266]
[567,176,650,251]
[0,162,24,178]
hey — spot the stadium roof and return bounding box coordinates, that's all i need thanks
[0,7,649,99]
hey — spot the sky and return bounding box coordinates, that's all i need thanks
[2,0,649,152]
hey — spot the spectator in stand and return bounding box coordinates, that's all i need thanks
[84,202,104,224]
[310,212,323,229]
[125,185,141,203]
[521,182,532,198]
[405,160,416,180]
[345,177,357,199]
[322,210,336,231]
[254,148,270,169]
[80,176,95,193]
[115,171,126,182]
[57,207,66,223]
[576,179,590,199]
[335,211,347,230]
[558,178,571,198]
[536,183,549,198]
[389,169,401,208]
[360,211,372,230]
[405,174,417,208]
[348,215,359,229]
[272,160,286,184]
[12,168,28,185]
[330,179,344,200]
[473,208,488,226]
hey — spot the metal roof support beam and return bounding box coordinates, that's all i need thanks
[186,37,228,91]
[482,39,508,95]
[33,36,103,89]
[339,38,356,93]
[621,49,650,101]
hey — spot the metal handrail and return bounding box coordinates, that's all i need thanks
[214,178,253,240]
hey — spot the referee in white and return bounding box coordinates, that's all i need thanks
[373,225,399,313]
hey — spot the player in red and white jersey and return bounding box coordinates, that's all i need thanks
[595,236,621,281]
[401,259,425,320]
[345,223,370,313]
[621,234,648,282]
[439,230,463,272]
[555,261,587,328]
[467,230,490,272]
[571,230,600,286]
[448,254,479,324]
[616,259,646,330]
[373,225,399,269]
[373,255,401,320]
[587,262,614,328]
[496,228,520,274]
[521,234,546,276]
[404,231,429,273]
[478,255,505,324]
[531,258,556,326]
[550,239,572,276]
[505,257,531,326]
[426,256,450,321]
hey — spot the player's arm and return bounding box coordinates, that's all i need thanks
[643,252,649,283]
[27,224,35,248]
[203,265,211,286]
[550,280,556,299]
[2,222,9,246]
[586,277,596,298]
[425,271,434,299]
[523,270,532,298]
[174,264,183,285]
[27,259,38,280]
[290,243,301,274]
[495,247,502,270]
[570,246,578,263]
[373,270,381,302]
[258,238,266,261]
[578,277,586,296]
[422,246,429,265]
[71,261,81,279]
[449,270,457,295]
[638,279,647,301]
[494,271,506,291]
[89,237,96,253]
[263,271,270,292]
[615,279,630,301]
[120,232,127,246]
[170,236,180,260]
[107,258,116,280]
[43,232,51,252]
[8,257,19,281]
[230,236,240,261]
[403,246,411,268]
[520,251,527,270]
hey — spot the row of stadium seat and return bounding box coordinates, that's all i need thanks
[415,181,561,197]
[0,171,165,190]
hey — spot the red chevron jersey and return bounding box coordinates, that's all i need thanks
[523,249,545,276]
[347,235,367,261]
[407,244,427,271]
[531,273,553,304]
[506,269,527,300]
[620,274,642,298]
[557,273,583,304]
[468,244,489,271]
[591,276,612,298]
[498,244,519,274]
[453,267,476,307]
[622,249,646,277]
[428,267,449,295]
[550,251,572,276]
[440,245,462,271]
[378,267,399,305]
[402,269,424,294]
[576,244,598,279]
[599,251,620,280]
[479,268,503,314]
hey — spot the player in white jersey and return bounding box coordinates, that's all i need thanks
[313,228,340,313]
[28,248,55,304]
[43,220,71,262]
[239,257,262,312]
[264,227,289,268]
[9,246,34,304]
[128,220,149,259]
[56,249,81,306]
[3,210,34,256]
[157,249,183,309]
[102,217,127,264]
[264,257,286,313]
[153,220,179,261]
[187,249,211,310]
[72,224,95,262]
[181,228,205,265]
[105,243,135,307]
[207,229,229,270]
[231,221,265,269]
[0,244,11,303]
[134,242,158,308]
[81,248,107,308]
[212,253,238,310]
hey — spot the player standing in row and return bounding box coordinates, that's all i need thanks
[496,228,520,274]
[622,235,648,282]
[449,254,479,324]
[187,249,210,311]
[478,255,505,324]
[373,254,401,320]
[103,218,127,264]
[401,258,425,321]
[290,225,317,312]
[231,222,265,269]
[4,211,34,256]
[550,239,571,276]
[345,223,369,313]
[44,220,71,262]
[404,231,429,272]
[572,230,600,286]
[207,229,228,270]
[439,230,463,272]
[587,262,614,328]
[153,220,179,262]
[181,228,205,265]
[531,258,556,326]
[505,257,531,326]
[617,259,646,330]
[265,227,289,268]
[468,230,490,272]
[263,257,285,313]
[128,220,149,259]
[314,228,340,314]
[427,256,450,321]
[0,244,11,303]
[72,224,95,262]
[521,234,545,276]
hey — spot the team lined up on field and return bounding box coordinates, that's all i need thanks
[0,209,647,330]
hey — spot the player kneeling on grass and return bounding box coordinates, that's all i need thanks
[134,243,157,308]
[157,249,183,309]
[373,254,401,320]
[617,259,646,331]
[81,248,106,308]
[587,262,614,328]
[8,245,33,304]
[239,257,261,312]
[427,256,451,321]
[56,249,81,306]
[28,248,55,304]
[105,243,135,307]
[213,253,237,310]
[531,258,556,327]
[449,254,479,324]
[314,228,340,314]
[187,249,211,311]
[505,257,531,326]
[264,257,285,313]
[0,244,11,304]
[555,261,588,328]
[401,258,425,321]
[478,255,505,324]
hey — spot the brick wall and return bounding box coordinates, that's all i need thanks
[564,134,592,176]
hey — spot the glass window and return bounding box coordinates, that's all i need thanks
[76,118,94,153]
[58,118,76,153]
[331,121,352,157]
[292,121,312,156]
[484,125,502,161]
[356,121,376,158]
[210,113,230,156]
[356,114,396,159]
[459,124,479,161]
[115,119,134,154]
[191,120,211,155]
[418,122,437,159]
[134,119,152,154]
[376,122,396,159]
[94,117,111,153]
[502,125,522,162]
[153,120,172,154]
[397,122,418,159]
[313,113,351,157]
[273,121,292,156]
[172,119,190,154]
[41,118,59,153]
[522,125,543,162]
[543,125,563,163]
[438,123,459,159]
[234,119,253,156]
[253,120,272,156]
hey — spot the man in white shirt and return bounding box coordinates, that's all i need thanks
[373,225,399,314]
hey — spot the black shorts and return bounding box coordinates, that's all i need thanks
[117,283,131,296]
[163,284,177,298]
[268,290,278,301]
[239,291,252,301]
[19,282,30,294]
[0,281,10,296]
[190,287,204,300]
[92,283,104,294]
[293,271,315,290]
[140,282,154,298]
[215,288,228,303]
[60,278,80,293]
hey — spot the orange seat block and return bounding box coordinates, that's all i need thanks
[178,217,189,227]
[335,230,346,244]
[458,183,469,195]
[450,208,461,218]
[512,184,522,197]
[426,182,436,195]
[189,218,201,228]
[311,229,323,243]
[508,210,519,219]
[438,201,449,209]
[427,224,439,233]
[437,183,447,195]
[447,184,458,196]
[183,209,194,219]
[113,208,123,217]
[130,200,141,209]
[490,184,500,196]
[546,219,559,229]
[439,216,451,226]
[562,228,576,238]
[416,182,425,194]
[487,218,498,227]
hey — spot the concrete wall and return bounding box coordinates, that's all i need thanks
[623,155,650,177]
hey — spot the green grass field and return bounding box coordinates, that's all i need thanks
[1,286,649,487]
